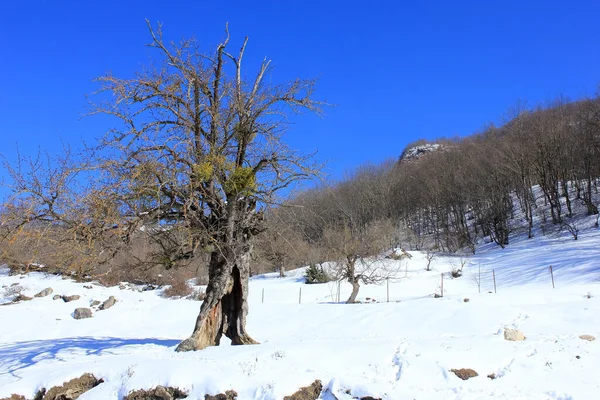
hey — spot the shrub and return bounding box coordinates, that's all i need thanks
[304,264,332,284]
[162,276,193,298]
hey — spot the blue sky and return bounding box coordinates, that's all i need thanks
[1,0,600,187]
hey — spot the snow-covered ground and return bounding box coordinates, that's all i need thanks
[1,230,599,399]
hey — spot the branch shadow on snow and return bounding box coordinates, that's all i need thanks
[0,337,180,378]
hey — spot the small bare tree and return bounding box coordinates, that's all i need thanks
[425,250,435,271]
[323,219,397,303]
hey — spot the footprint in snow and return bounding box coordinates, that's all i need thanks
[392,342,409,382]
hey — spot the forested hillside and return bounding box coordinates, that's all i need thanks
[259,97,600,279]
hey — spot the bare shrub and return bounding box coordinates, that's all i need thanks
[161,269,196,299]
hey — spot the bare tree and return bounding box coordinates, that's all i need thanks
[323,219,396,303]
[94,21,325,352]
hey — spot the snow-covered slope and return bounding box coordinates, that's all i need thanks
[1,231,599,399]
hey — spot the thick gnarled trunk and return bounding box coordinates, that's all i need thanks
[175,247,258,352]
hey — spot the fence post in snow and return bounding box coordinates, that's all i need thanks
[441,273,444,297]
[550,265,555,289]
[478,264,481,294]
[387,278,389,302]
[299,287,302,304]
[262,288,264,304]
[337,281,340,303]
[493,270,497,293]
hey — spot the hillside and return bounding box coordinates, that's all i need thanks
[1,227,599,399]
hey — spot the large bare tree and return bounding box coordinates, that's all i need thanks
[88,21,324,351]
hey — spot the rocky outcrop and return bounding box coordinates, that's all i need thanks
[124,386,188,400]
[451,368,478,380]
[73,308,93,320]
[579,334,596,341]
[283,380,322,400]
[204,391,238,400]
[39,373,103,400]
[34,288,53,298]
[504,328,525,341]
[99,296,117,310]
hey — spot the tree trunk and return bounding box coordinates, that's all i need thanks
[176,246,258,352]
[279,261,285,278]
[346,278,360,303]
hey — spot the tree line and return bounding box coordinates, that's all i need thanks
[259,97,600,293]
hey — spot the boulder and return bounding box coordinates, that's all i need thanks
[35,288,53,298]
[283,380,322,400]
[99,296,117,310]
[13,294,33,302]
[504,328,526,341]
[41,373,103,400]
[124,386,188,400]
[579,334,596,342]
[90,300,101,307]
[205,391,238,400]
[451,368,478,380]
[62,295,81,303]
[73,308,93,320]
[53,295,62,300]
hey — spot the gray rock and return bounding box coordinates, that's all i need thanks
[34,287,53,298]
[99,296,117,310]
[90,300,101,307]
[73,308,93,319]
[579,334,596,342]
[62,295,81,303]
[53,294,62,300]
[504,328,526,341]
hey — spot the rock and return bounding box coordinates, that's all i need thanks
[119,284,127,290]
[504,328,526,341]
[90,300,101,307]
[451,368,478,380]
[35,288,53,298]
[205,391,238,400]
[13,294,33,302]
[463,298,470,302]
[99,296,117,310]
[83,285,93,289]
[41,373,103,400]
[124,386,188,400]
[10,282,19,287]
[73,308,93,320]
[53,295,62,300]
[579,334,596,341]
[283,380,322,400]
[487,373,497,380]
[62,295,81,303]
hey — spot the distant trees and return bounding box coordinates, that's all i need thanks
[264,95,600,266]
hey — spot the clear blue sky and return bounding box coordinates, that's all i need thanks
[1,0,600,186]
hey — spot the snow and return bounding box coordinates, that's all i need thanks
[1,232,599,399]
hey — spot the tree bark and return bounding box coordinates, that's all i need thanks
[346,278,360,303]
[175,246,258,352]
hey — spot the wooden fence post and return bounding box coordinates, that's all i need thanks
[441,273,444,297]
[387,278,390,302]
[492,270,497,294]
[550,265,555,289]
[262,288,264,304]
[299,287,302,304]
